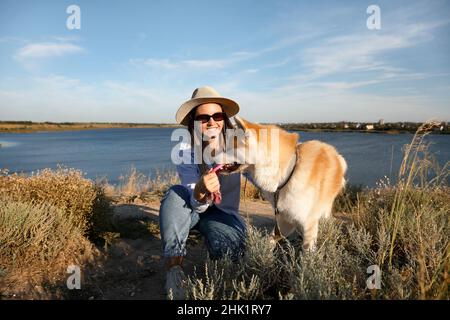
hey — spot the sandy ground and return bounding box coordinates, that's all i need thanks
[83,199,276,300]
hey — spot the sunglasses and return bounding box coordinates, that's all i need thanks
[194,112,225,123]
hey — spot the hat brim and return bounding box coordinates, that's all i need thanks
[176,97,239,126]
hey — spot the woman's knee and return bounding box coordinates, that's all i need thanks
[159,185,194,227]
[205,227,246,261]
[160,185,190,208]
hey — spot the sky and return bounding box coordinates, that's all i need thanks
[0,0,449,123]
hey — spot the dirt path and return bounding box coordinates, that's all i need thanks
[87,199,276,300]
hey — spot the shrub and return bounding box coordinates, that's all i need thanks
[0,198,95,297]
[0,166,110,237]
[0,167,109,298]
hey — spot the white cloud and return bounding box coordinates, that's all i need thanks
[130,57,232,70]
[15,42,84,60]
[269,18,450,95]
[128,33,311,72]
[317,80,382,90]
[0,36,27,44]
[183,59,228,69]
[35,74,83,87]
[130,58,178,69]
[302,20,448,80]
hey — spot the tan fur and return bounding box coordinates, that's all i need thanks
[233,116,347,251]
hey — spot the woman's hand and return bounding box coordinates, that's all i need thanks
[194,172,220,202]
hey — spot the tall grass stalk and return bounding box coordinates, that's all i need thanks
[386,120,445,268]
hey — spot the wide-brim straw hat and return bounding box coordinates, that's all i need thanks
[176,86,240,126]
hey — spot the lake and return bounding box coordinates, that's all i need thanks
[0,128,449,187]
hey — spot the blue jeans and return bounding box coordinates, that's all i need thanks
[159,185,246,260]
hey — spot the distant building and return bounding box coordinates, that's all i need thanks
[365,124,374,130]
[339,122,348,129]
[378,119,385,125]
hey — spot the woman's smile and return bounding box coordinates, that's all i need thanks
[205,127,220,138]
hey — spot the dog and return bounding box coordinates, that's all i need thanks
[222,116,347,251]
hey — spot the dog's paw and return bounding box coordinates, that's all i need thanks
[268,234,282,250]
[302,241,317,253]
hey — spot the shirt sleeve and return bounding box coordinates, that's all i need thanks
[176,163,211,213]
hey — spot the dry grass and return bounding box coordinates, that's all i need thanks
[101,166,180,203]
[186,188,448,300]
[240,176,264,200]
[0,199,96,297]
[185,120,449,300]
[0,166,110,236]
[0,167,110,298]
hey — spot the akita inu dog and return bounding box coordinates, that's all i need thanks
[222,116,347,251]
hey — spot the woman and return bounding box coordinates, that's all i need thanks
[159,86,246,299]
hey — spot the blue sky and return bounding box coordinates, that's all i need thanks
[0,0,449,123]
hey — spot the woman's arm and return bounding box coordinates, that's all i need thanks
[176,164,212,213]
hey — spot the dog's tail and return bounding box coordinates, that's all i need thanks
[338,154,348,189]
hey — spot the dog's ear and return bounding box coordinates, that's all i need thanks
[234,115,249,130]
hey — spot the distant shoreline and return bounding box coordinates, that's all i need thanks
[0,122,182,133]
[0,121,448,134]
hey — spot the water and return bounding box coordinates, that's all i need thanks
[0,128,449,187]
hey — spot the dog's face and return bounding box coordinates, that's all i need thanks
[219,115,280,174]
[216,116,254,174]
[219,115,299,176]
